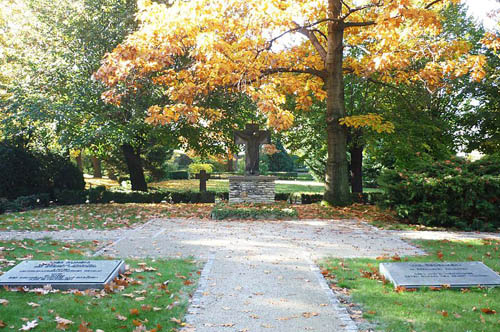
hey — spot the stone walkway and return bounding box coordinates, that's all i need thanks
[1,218,498,332]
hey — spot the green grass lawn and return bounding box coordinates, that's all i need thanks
[0,239,199,331]
[321,239,500,332]
[150,179,383,194]
[152,178,327,193]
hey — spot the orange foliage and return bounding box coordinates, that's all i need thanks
[95,0,484,131]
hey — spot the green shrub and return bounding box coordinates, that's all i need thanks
[89,186,108,203]
[267,172,298,180]
[39,153,85,192]
[379,158,500,230]
[275,193,291,201]
[54,190,88,205]
[0,199,6,214]
[0,143,84,199]
[12,194,51,211]
[168,170,189,180]
[170,191,215,203]
[301,194,323,204]
[0,143,47,199]
[211,203,298,220]
[188,163,213,177]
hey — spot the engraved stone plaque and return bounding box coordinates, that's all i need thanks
[380,262,500,288]
[0,260,125,290]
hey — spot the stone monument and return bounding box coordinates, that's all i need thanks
[195,170,210,192]
[229,123,276,203]
[0,260,125,290]
[380,261,500,289]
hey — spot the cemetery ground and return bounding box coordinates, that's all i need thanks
[0,205,498,331]
[321,238,500,332]
[0,239,199,331]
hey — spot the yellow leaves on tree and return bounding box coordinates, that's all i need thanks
[339,114,395,133]
[95,0,485,133]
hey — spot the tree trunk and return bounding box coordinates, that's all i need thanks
[324,0,351,205]
[121,143,148,192]
[226,153,234,172]
[350,144,363,193]
[91,156,102,178]
[75,151,83,172]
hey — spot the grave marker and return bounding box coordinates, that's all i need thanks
[195,169,210,192]
[380,261,500,288]
[0,260,125,290]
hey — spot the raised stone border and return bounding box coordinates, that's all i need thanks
[181,253,215,331]
[310,262,359,332]
[228,175,276,204]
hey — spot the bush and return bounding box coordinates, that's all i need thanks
[379,157,500,230]
[301,194,324,204]
[167,170,189,180]
[54,190,88,205]
[0,143,47,199]
[0,143,84,199]
[170,191,215,203]
[39,153,85,192]
[0,199,6,214]
[188,163,214,177]
[12,194,51,211]
[267,172,298,180]
[211,203,298,220]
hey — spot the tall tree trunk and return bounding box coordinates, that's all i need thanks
[91,156,102,178]
[75,151,83,172]
[227,155,234,172]
[121,143,148,192]
[350,144,363,193]
[324,0,351,205]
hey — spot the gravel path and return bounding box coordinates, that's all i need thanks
[1,218,498,332]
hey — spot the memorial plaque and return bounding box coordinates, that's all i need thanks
[0,260,125,290]
[380,262,500,288]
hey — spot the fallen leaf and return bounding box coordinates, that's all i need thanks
[170,318,182,324]
[55,317,74,330]
[480,308,497,315]
[302,312,319,318]
[0,320,6,328]
[0,299,8,306]
[19,320,38,331]
[115,314,127,321]
[437,310,448,317]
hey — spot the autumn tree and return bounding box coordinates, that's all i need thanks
[96,0,485,205]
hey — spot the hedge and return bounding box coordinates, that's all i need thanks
[211,203,298,220]
[379,157,500,231]
[167,170,189,180]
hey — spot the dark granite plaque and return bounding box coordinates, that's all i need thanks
[0,260,125,290]
[380,262,500,288]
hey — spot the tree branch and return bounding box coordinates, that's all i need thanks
[292,22,327,63]
[344,21,376,28]
[311,29,328,42]
[425,0,443,9]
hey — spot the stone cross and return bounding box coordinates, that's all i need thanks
[195,170,210,192]
[234,123,271,176]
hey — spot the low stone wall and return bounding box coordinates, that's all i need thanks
[229,176,276,204]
